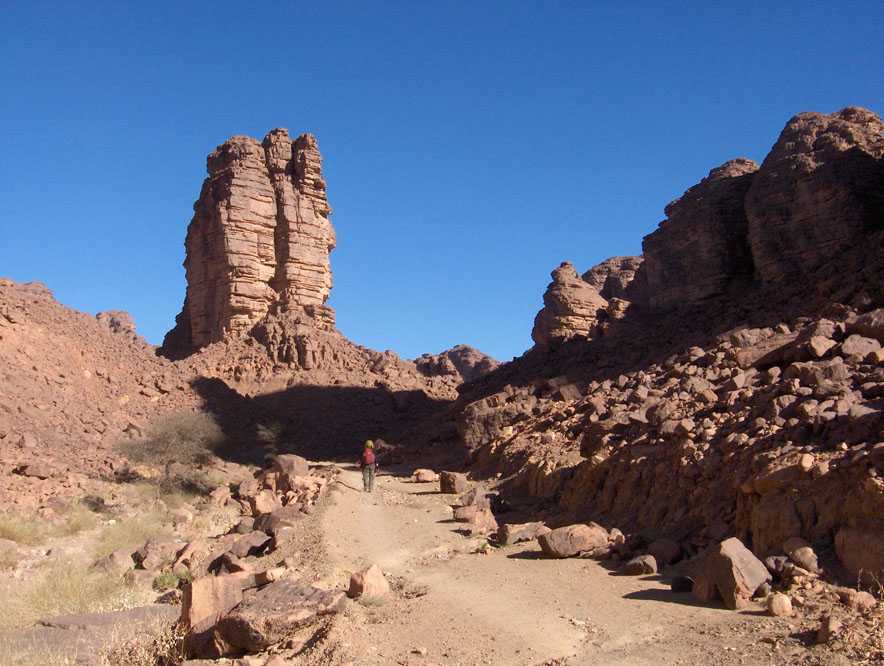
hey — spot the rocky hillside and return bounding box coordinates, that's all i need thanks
[455,107,884,585]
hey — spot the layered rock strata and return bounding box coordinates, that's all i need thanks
[162,129,335,357]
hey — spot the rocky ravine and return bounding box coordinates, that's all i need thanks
[0,108,882,665]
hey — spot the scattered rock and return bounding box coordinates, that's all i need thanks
[348,564,391,600]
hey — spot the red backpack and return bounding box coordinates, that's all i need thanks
[361,449,376,466]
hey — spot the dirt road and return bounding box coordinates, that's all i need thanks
[317,467,787,666]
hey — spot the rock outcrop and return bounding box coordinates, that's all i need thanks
[641,158,758,308]
[581,256,643,301]
[162,129,336,358]
[746,107,884,283]
[531,262,609,347]
[415,345,499,383]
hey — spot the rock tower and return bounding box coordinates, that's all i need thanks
[162,129,336,358]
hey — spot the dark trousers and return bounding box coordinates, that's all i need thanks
[362,465,376,492]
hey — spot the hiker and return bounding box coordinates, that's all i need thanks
[359,440,377,492]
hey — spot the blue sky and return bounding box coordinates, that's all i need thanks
[1,2,882,361]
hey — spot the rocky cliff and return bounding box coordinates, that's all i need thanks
[532,107,884,341]
[746,107,884,283]
[460,106,884,583]
[161,130,336,358]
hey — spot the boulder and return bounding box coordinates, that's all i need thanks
[253,505,304,536]
[440,471,469,495]
[648,538,681,567]
[697,538,771,610]
[93,548,136,575]
[134,538,185,571]
[271,455,310,491]
[840,334,881,359]
[782,537,820,574]
[467,507,499,537]
[182,574,252,656]
[849,308,884,342]
[348,564,390,600]
[767,593,793,617]
[619,555,657,575]
[229,531,272,559]
[538,524,609,559]
[412,469,438,483]
[249,489,281,516]
[215,579,346,654]
[496,522,551,546]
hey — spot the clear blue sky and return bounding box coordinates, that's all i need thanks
[1,2,882,361]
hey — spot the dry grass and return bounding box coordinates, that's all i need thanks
[91,509,171,560]
[0,504,99,546]
[0,560,154,632]
[98,616,185,666]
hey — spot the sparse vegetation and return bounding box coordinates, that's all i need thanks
[0,504,99,546]
[152,569,190,592]
[92,509,171,560]
[98,616,185,666]
[0,560,153,632]
[117,411,225,482]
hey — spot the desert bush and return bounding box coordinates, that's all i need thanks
[117,411,225,479]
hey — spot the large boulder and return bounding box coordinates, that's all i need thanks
[440,471,469,495]
[215,579,346,653]
[497,522,551,546]
[538,524,609,559]
[694,538,771,610]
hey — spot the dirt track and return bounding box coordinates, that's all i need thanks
[317,467,791,666]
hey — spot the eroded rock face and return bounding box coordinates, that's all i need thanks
[641,159,758,308]
[415,345,500,383]
[582,256,643,301]
[532,262,609,347]
[162,129,336,357]
[746,107,884,283]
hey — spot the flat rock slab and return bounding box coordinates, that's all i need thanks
[216,578,346,653]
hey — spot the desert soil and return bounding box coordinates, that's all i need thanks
[312,466,802,666]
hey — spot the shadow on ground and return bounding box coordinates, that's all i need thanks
[190,376,460,466]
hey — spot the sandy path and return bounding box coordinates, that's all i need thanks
[319,467,777,665]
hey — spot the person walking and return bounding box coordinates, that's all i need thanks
[359,440,377,492]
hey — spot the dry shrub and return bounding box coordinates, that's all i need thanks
[98,615,185,666]
[118,411,224,473]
